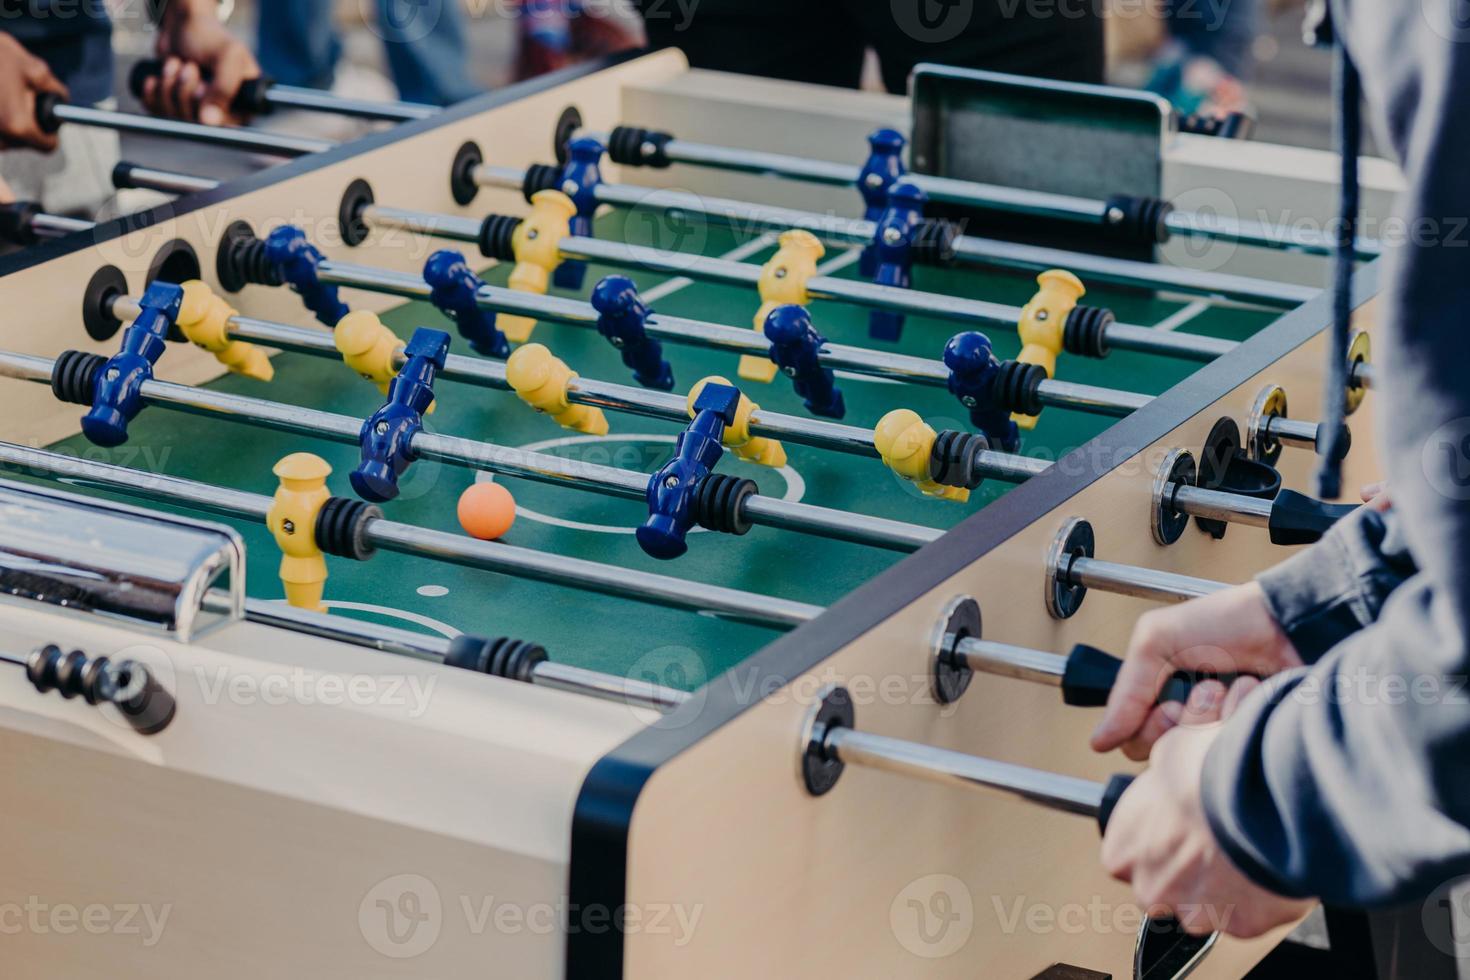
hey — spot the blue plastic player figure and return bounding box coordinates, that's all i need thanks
[858,128,907,278]
[81,281,184,448]
[764,305,845,419]
[265,225,349,327]
[867,181,926,342]
[351,328,450,502]
[553,137,605,291]
[424,251,510,358]
[944,331,1021,453]
[590,275,675,391]
[637,382,741,560]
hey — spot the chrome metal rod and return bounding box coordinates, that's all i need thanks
[313,259,1156,416]
[51,103,330,156]
[1066,556,1229,603]
[533,662,691,712]
[1352,361,1374,391]
[247,589,688,711]
[954,637,1067,687]
[260,84,437,122]
[948,233,1315,310]
[128,57,438,124]
[821,725,1105,817]
[29,211,90,238]
[478,163,1304,320]
[113,162,221,195]
[1170,485,1273,528]
[363,199,1232,361]
[244,601,686,711]
[0,350,936,554]
[1165,209,1380,261]
[362,204,480,242]
[0,441,819,632]
[29,213,92,239]
[365,520,823,627]
[320,258,947,381]
[1266,416,1321,450]
[210,307,1053,485]
[586,234,1236,362]
[583,130,1378,261]
[243,598,444,664]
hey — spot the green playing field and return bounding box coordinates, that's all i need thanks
[33,212,1276,689]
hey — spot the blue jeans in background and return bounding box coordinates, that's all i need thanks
[1163,0,1260,79]
[257,0,483,107]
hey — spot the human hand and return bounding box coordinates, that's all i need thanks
[1360,481,1390,512]
[144,0,261,126]
[1091,582,1302,760]
[1101,682,1314,938]
[0,33,67,152]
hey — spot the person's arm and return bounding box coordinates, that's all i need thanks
[1199,0,1470,907]
[1102,0,1470,915]
[141,0,261,125]
[1255,504,1415,662]
[1203,577,1470,905]
[0,33,67,152]
[1091,498,1408,760]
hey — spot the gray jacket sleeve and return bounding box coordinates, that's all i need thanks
[1199,0,1470,907]
[1256,506,1415,662]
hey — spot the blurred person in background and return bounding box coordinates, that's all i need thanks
[632,0,1106,92]
[0,0,258,215]
[1144,0,1258,116]
[255,0,484,108]
[513,0,643,81]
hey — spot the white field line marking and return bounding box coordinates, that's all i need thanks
[642,232,779,303]
[303,600,462,638]
[1152,300,1211,333]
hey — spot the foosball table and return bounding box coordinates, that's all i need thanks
[0,50,1405,979]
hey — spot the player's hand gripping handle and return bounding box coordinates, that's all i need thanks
[1062,644,1246,708]
[128,58,273,118]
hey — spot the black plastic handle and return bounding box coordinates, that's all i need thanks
[107,660,177,736]
[1099,774,1219,969]
[34,90,62,134]
[127,58,274,118]
[1268,489,1359,546]
[0,200,43,246]
[22,646,176,736]
[1062,644,1246,708]
[1097,772,1134,834]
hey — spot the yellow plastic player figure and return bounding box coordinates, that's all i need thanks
[268,453,333,611]
[334,311,435,413]
[687,376,787,468]
[176,281,274,381]
[500,190,577,343]
[506,344,609,435]
[873,409,969,503]
[741,230,825,383]
[1014,269,1086,429]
